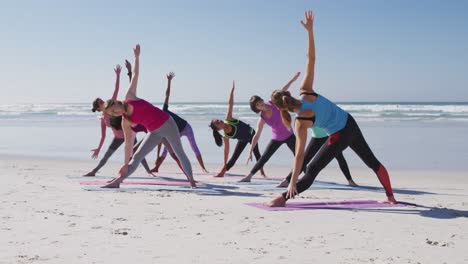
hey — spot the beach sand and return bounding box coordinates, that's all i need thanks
[0,155,467,263]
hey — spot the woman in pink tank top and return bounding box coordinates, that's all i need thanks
[239,72,301,182]
[85,64,152,177]
[102,44,196,188]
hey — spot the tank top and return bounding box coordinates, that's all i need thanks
[261,101,293,141]
[123,99,169,131]
[298,94,348,135]
[224,119,254,142]
[310,126,328,139]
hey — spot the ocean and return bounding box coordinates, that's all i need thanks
[1,102,468,170]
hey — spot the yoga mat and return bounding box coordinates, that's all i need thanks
[246,200,413,211]
[226,179,281,185]
[82,185,218,193]
[79,180,194,186]
[249,183,353,191]
[67,175,159,180]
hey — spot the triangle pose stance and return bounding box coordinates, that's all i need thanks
[209,82,266,178]
[102,44,196,188]
[267,10,395,207]
[85,64,151,177]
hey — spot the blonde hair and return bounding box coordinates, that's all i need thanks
[270,90,302,129]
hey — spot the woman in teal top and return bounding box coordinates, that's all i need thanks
[209,81,266,177]
[268,10,395,207]
[278,126,357,187]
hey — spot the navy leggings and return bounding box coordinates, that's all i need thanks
[226,140,262,171]
[285,136,352,182]
[250,134,296,175]
[284,114,393,198]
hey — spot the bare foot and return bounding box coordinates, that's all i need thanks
[189,180,197,188]
[238,175,252,182]
[149,166,159,173]
[276,179,289,188]
[202,168,210,174]
[147,171,157,177]
[260,169,267,178]
[265,195,286,207]
[214,173,225,178]
[101,178,122,188]
[348,179,358,187]
[83,171,96,177]
[382,196,397,204]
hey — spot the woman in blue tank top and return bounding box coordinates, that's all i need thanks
[209,81,266,178]
[267,10,396,207]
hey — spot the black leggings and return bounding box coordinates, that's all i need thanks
[285,136,352,182]
[250,134,296,175]
[284,114,393,198]
[226,140,262,171]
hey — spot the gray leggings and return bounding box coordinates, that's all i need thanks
[123,117,193,180]
[93,137,150,173]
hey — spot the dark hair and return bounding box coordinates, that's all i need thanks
[209,120,223,147]
[249,95,263,114]
[109,116,123,131]
[92,98,103,112]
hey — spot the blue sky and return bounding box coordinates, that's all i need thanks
[1,0,467,103]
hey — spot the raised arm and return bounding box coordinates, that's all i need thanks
[111,65,122,100]
[125,44,141,100]
[163,72,175,107]
[225,81,235,120]
[125,59,132,82]
[281,72,301,92]
[298,10,316,94]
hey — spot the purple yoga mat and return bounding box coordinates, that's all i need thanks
[79,180,192,186]
[246,200,413,211]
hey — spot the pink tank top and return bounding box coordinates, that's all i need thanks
[260,101,293,141]
[102,113,124,138]
[123,99,169,131]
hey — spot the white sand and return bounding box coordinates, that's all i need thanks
[0,155,467,264]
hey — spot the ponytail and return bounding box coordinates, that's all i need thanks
[209,120,223,147]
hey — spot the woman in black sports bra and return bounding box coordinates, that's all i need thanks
[209,81,266,178]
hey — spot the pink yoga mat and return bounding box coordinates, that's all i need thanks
[79,180,192,186]
[246,200,414,211]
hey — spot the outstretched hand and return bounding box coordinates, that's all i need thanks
[91,148,100,159]
[292,71,301,82]
[133,44,141,57]
[125,59,132,72]
[167,72,175,81]
[231,80,235,91]
[300,10,314,31]
[114,64,122,75]
[286,182,298,199]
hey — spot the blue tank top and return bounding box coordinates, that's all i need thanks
[298,94,348,135]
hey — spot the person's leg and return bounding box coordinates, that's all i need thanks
[162,118,196,187]
[225,140,249,171]
[285,134,296,154]
[252,143,267,177]
[279,137,326,186]
[347,116,394,201]
[103,130,163,188]
[239,140,282,182]
[335,152,357,186]
[181,124,208,172]
[85,138,125,176]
